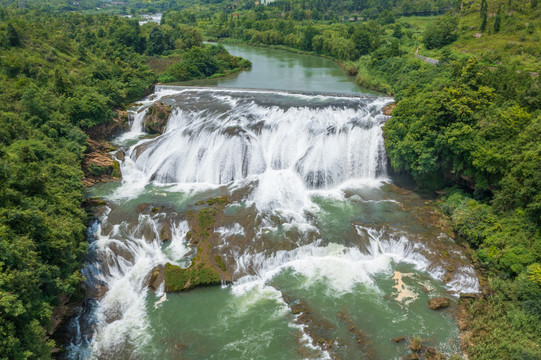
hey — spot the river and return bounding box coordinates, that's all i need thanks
[64,44,479,360]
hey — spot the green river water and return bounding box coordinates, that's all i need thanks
[68,44,479,360]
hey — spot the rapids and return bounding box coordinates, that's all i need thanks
[64,47,479,360]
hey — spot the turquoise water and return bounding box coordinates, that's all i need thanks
[176,44,379,95]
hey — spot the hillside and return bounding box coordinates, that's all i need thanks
[0,7,250,358]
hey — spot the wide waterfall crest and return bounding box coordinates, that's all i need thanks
[130,90,390,189]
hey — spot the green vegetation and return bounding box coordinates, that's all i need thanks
[409,335,422,352]
[214,254,227,272]
[164,262,190,292]
[164,197,230,292]
[187,196,229,243]
[0,8,154,358]
[0,3,249,358]
[464,277,541,359]
[164,261,221,292]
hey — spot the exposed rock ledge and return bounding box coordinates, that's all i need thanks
[428,297,451,310]
[148,196,232,293]
[82,139,121,187]
[85,110,130,140]
[383,103,396,116]
[143,101,172,135]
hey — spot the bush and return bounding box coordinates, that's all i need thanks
[422,15,458,49]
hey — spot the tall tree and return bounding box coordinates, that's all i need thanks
[7,23,19,46]
[494,3,502,33]
[147,27,165,55]
[480,0,488,31]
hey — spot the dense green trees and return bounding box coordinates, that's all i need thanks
[422,15,458,49]
[480,0,488,31]
[147,26,165,55]
[493,4,502,33]
[0,6,252,358]
[0,10,154,358]
[158,45,251,82]
[6,22,17,46]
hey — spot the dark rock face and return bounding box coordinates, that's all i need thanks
[428,297,451,310]
[85,110,130,140]
[115,149,125,162]
[148,265,165,291]
[143,102,172,134]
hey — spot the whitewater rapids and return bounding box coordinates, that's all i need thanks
[64,88,479,360]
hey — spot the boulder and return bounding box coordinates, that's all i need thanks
[459,293,478,300]
[148,265,165,291]
[428,297,451,310]
[115,149,125,162]
[143,102,172,134]
[383,103,396,116]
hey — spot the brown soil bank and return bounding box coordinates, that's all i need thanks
[82,139,121,187]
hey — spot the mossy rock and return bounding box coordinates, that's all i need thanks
[428,297,451,310]
[164,263,221,292]
[111,160,121,178]
[164,263,190,292]
[207,196,229,206]
[189,266,221,288]
[214,254,227,272]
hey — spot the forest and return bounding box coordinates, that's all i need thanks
[0,0,540,359]
[0,4,249,359]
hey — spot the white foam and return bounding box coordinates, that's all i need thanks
[130,95,388,189]
[216,223,246,238]
[83,215,191,357]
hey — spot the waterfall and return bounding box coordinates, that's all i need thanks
[130,89,390,189]
[65,88,479,359]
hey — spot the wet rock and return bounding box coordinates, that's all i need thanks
[426,347,445,360]
[143,102,172,134]
[109,242,135,264]
[291,303,304,315]
[392,336,406,343]
[83,197,109,218]
[115,149,125,162]
[428,297,451,310]
[172,343,186,352]
[337,311,377,360]
[160,224,172,242]
[383,103,396,116]
[442,271,453,283]
[459,293,478,300]
[85,282,109,300]
[403,354,419,360]
[136,203,151,214]
[282,294,336,354]
[148,265,165,291]
[104,307,122,324]
[47,294,81,336]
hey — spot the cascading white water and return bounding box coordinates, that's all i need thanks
[67,88,479,359]
[131,90,389,189]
